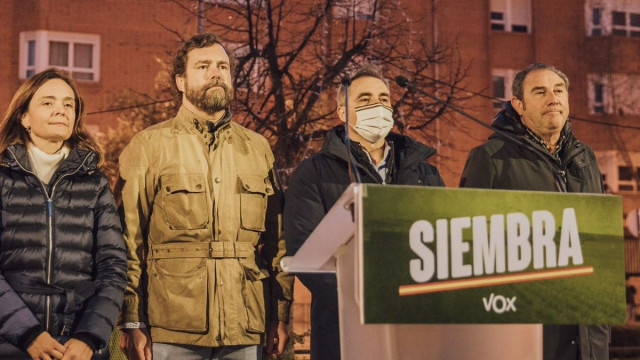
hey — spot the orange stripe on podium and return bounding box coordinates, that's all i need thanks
[398,266,594,296]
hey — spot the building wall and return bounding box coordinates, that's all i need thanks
[3,0,199,130]
[2,0,640,355]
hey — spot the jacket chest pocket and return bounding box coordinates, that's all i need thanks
[160,174,208,230]
[567,156,596,193]
[238,174,273,232]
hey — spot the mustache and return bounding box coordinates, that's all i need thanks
[204,80,230,91]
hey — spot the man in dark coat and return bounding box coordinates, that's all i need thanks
[284,64,444,360]
[460,63,609,360]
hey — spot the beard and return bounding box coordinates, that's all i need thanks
[184,79,234,114]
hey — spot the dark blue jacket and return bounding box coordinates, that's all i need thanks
[0,145,127,359]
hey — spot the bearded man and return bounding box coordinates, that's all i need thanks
[116,33,292,360]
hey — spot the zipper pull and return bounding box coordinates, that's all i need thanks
[558,170,567,184]
[47,199,53,217]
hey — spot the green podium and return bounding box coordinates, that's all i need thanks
[281,184,626,360]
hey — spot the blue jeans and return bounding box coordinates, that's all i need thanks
[152,343,262,360]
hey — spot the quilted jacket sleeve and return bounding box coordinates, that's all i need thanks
[72,173,127,351]
[0,270,43,350]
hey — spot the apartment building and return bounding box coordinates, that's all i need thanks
[2,0,640,356]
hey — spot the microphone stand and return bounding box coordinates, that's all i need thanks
[342,77,362,184]
[395,76,566,192]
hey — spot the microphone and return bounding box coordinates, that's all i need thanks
[395,75,410,88]
[395,75,566,192]
[341,75,361,184]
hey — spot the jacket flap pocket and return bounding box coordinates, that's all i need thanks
[162,173,206,194]
[147,259,208,333]
[238,174,272,195]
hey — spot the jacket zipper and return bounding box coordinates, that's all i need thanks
[6,148,92,332]
[519,136,577,192]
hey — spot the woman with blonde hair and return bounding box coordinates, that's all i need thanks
[0,68,127,360]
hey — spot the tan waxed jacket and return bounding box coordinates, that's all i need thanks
[117,106,292,347]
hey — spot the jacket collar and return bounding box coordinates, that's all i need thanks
[491,101,573,144]
[320,125,437,170]
[3,144,97,176]
[172,105,249,142]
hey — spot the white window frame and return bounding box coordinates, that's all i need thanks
[612,10,640,37]
[490,0,532,34]
[587,74,612,115]
[595,150,640,194]
[228,42,265,94]
[203,0,260,5]
[491,68,516,109]
[586,0,640,37]
[333,0,375,20]
[19,30,100,82]
[618,165,639,192]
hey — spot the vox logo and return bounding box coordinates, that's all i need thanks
[482,293,517,314]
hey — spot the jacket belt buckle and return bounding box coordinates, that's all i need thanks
[209,243,214,258]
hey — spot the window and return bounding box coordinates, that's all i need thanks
[612,11,640,36]
[491,69,516,109]
[591,7,603,36]
[588,73,640,115]
[588,74,612,115]
[19,31,100,81]
[490,0,531,33]
[334,0,375,20]
[228,43,266,94]
[203,0,261,5]
[593,82,605,113]
[618,166,639,192]
[586,0,640,37]
[595,150,640,194]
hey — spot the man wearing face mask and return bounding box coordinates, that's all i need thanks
[283,64,445,360]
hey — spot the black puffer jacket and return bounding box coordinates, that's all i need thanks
[0,144,127,359]
[284,125,444,360]
[460,103,608,360]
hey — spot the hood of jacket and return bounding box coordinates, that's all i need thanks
[2,144,98,178]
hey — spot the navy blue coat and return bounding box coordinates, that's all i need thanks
[0,145,127,358]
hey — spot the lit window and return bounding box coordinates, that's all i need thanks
[19,31,100,82]
[490,0,531,33]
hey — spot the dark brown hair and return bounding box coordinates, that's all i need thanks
[336,63,390,106]
[0,68,103,162]
[512,63,570,101]
[171,33,236,96]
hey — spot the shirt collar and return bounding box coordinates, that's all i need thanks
[523,126,566,155]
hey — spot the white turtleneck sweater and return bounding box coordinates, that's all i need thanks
[26,142,70,184]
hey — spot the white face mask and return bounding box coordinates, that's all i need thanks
[353,103,394,143]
